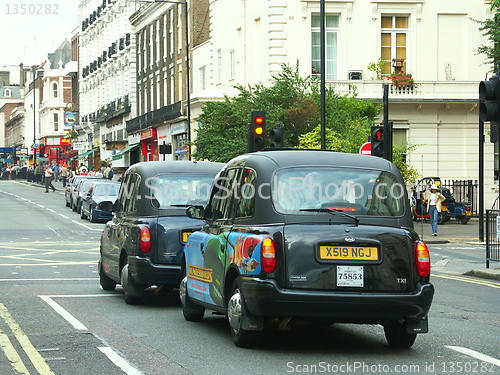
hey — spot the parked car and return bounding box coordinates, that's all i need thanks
[71,177,108,212]
[65,175,101,208]
[181,150,434,348]
[80,181,121,222]
[98,160,224,304]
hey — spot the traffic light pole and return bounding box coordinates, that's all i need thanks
[383,84,392,162]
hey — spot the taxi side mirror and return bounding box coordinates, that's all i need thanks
[187,205,205,220]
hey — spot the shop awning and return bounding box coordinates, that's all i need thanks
[112,143,139,161]
[72,147,99,161]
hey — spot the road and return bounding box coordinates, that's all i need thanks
[0,180,499,375]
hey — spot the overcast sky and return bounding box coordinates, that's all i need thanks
[0,0,79,84]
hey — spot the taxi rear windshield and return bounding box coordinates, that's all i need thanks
[147,174,214,209]
[272,167,405,217]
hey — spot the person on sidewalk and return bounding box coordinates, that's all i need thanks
[44,164,56,193]
[423,184,446,236]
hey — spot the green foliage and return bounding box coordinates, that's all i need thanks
[475,4,500,70]
[193,62,418,186]
[366,57,386,80]
[392,143,421,186]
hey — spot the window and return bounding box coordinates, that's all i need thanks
[52,82,58,98]
[209,168,240,220]
[272,167,405,217]
[381,15,409,75]
[217,49,222,83]
[229,49,235,80]
[199,65,206,91]
[53,113,59,131]
[4,89,11,97]
[311,14,339,80]
[235,168,256,218]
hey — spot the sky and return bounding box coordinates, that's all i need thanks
[0,0,79,85]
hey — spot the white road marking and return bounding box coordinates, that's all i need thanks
[58,213,69,219]
[39,296,88,331]
[46,208,56,213]
[98,347,143,375]
[72,219,102,231]
[446,346,500,367]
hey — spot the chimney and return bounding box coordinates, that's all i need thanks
[0,71,10,86]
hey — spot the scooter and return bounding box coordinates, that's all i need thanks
[411,178,472,225]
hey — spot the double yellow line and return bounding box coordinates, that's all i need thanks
[433,273,500,289]
[0,302,54,374]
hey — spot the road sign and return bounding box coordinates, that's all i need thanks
[359,142,371,155]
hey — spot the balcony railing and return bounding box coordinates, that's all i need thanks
[330,80,480,101]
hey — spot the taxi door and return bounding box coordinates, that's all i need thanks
[187,168,241,307]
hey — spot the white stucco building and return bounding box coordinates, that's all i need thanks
[78,0,140,170]
[189,0,494,209]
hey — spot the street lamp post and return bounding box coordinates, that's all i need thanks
[139,0,191,159]
[32,66,37,163]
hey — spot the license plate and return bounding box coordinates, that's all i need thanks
[337,266,363,287]
[182,232,193,243]
[319,246,378,261]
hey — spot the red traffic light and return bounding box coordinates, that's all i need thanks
[254,116,264,125]
[373,129,383,141]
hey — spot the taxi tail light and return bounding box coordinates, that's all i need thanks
[415,241,430,277]
[261,237,276,273]
[140,226,152,253]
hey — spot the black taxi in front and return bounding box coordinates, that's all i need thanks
[180,150,434,348]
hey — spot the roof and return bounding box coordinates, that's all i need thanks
[126,160,224,176]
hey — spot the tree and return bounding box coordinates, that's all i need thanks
[193,63,379,161]
[476,2,500,70]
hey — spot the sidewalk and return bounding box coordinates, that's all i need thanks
[415,217,500,281]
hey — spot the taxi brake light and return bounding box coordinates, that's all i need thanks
[415,241,430,277]
[261,237,276,273]
[140,226,152,253]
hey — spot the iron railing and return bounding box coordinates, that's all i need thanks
[440,179,478,215]
[485,209,500,268]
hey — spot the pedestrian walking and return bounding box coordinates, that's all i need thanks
[44,164,56,193]
[60,164,69,187]
[103,164,114,180]
[423,184,446,236]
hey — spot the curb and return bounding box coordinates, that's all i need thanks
[464,269,500,281]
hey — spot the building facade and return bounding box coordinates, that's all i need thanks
[78,0,139,172]
[188,0,494,207]
[128,0,209,162]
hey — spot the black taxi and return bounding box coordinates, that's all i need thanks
[180,150,434,348]
[98,160,223,304]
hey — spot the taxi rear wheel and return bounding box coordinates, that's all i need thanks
[120,263,143,305]
[228,278,259,347]
[384,321,417,348]
[98,260,116,291]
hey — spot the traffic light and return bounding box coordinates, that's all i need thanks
[370,126,384,157]
[269,126,284,148]
[479,74,500,143]
[248,111,266,152]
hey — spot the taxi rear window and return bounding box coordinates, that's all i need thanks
[272,167,405,217]
[147,173,215,209]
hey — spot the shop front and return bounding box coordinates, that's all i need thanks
[140,128,158,161]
